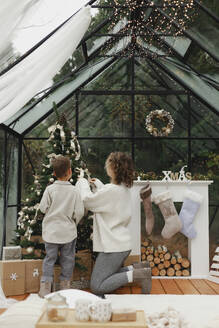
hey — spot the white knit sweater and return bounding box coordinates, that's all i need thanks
[76,178,132,253]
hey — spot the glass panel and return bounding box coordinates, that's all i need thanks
[186,45,219,80]
[190,97,219,138]
[80,139,132,183]
[190,139,219,260]
[78,95,132,137]
[22,140,48,199]
[136,58,185,90]
[135,139,188,174]
[156,56,219,114]
[135,60,167,90]
[0,127,4,251]
[188,7,219,61]
[26,97,76,139]
[7,57,115,135]
[135,95,188,137]
[6,134,19,245]
[83,58,131,91]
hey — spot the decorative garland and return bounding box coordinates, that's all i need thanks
[145,109,174,137]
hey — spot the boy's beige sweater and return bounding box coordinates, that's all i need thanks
[39,180,84,244]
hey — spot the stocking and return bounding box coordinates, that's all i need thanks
[154,191,182,239]
[179,190,203,239]
[140,184,154,235]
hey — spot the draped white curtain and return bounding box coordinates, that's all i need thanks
[0,0,40,70]
[0,5,91,123]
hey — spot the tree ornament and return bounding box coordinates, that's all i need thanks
[145,109,174,137]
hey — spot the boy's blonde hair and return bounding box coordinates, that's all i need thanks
[51,155,71,178]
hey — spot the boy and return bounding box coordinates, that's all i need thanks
[39,155,84,297]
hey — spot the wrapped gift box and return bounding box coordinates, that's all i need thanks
[0,260,25,296]
[25,259,43,293]
[0,259,43,296]
[2,246,22,260]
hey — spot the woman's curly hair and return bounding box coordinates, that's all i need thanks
[105,152,135,188]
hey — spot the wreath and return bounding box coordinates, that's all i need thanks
[145,109,174,137]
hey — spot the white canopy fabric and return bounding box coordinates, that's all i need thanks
[0,5,91,124]
[0,0,40,70]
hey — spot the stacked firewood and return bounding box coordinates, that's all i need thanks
[141,240,190,276]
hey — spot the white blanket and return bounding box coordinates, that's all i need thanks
[0,293,218,328]
[106,294,219,328]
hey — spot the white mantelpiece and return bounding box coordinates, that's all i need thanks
[129,180,213,278]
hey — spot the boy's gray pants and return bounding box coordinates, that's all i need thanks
[41,239,76,282]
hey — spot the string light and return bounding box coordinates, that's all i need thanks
[103,0,198,58]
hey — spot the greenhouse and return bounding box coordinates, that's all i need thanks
[0,0,219,326]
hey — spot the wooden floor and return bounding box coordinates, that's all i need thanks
[0,278,218,316]
[9,278,219,297]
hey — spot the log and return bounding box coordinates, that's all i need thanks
[164,260,171,268]
[141,254,146,261]
[147,254,154,262]
[141,247,146,254]
[157,245,163,253]
[162,245,168,254]
[174,263,181,271]
[182,269,190,276]
[164,252,171,261]
[149,261,155,268]
[142,239,152,247]
[175,270,182,277]
[159,253,164,259]
[167,267,175,276]
[157,263,165,270]
[174,250,182,263]
[152,267,160,276]
[170,256,177,265]
[154,257,161,265]
[181,258,190,268]
[154,250,159,257]
[160,269,167,276]
[149,246,155,254]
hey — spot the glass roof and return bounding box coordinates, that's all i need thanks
[1,0,218,135]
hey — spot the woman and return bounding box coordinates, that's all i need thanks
[76,152,151,295]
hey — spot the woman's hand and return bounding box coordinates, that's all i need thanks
[89,178,96,184]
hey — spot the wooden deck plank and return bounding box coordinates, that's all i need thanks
[115,286,132,294]
[175,279,200,294]
[8,294,29,301]
[151,279,166,294]
[160,279,182,294]
[131,286,142,294]
[0,309,6,315]
[205,279,219,294]
[190,279,217,295]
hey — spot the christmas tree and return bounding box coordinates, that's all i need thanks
[13,106,93,260]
